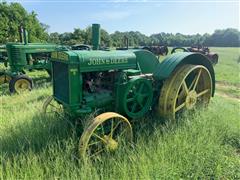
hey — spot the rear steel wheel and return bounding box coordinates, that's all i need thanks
[158,64,212,119]
[123,78,153,118]
[79,112,132,159]
[42,96,63,117]
[9,75,33,93]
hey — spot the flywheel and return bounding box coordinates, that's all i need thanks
[121,77,153,118]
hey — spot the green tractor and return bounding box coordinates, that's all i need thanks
[0,27,59,93]
[0,45,8,66]
[43,24,215,159]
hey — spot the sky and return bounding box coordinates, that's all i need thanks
[5,0,240,35]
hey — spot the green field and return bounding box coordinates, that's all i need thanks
[0,48,240,179]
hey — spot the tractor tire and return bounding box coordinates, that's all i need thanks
[9,75,33,94]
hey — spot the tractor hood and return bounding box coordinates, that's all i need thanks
[51,50,137,72]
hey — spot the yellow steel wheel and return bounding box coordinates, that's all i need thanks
[9,75,33,93]
[42,96,63,117]
[14,79,31,92]
[159,64,212,119]
[0,74,11,85]
[79,112,133,159]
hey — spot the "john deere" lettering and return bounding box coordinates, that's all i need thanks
[87,58,128,66]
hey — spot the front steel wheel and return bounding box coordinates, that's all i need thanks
[79,112,133,159]
[158,64,212,119]
[42,96,63,117]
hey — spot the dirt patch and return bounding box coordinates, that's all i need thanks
[215,81,240,101]
[216,81,240,88]
[216,92,240,102]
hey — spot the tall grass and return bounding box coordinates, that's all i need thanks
[1,93,239,179]
[0,47,240,179]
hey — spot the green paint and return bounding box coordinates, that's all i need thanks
[50,24,215,119]
[153,52,215,96]
[5,43,58,73]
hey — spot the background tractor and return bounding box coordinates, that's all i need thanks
[116,36,168,57]
[171,46,219,65]
[0,27,59,93]
[0,45,8,66]
[142,45,168,56]
[43,24,215,159]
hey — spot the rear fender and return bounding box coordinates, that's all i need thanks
[153,52,215,96]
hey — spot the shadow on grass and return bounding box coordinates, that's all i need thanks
[0,112,81,157]
[222,131,240,152]
[0,111,170,157]
[130,111,192,143]
[0,108,200,164]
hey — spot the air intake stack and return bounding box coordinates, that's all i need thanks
[18,26,28,44]
[23,29,28,44]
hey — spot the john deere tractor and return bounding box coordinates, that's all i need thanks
[0,27,59,93]
[43,24,215,159]
[0,45,8,66]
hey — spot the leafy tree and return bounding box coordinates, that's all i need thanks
[0,2,48,43]
[49,32,60,44]
[1,2,239,47]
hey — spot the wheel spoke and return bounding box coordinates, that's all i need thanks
[110,119,114,138]
[93,133,106,143]
[100,124,105,136]
[88,141,101,147]
[193,69,202,90]
[119,128,128,138]
[49,103,59,109]
[182,81,189,94]
[177,90,186,104]
[50,104,62,113]
[189,76,197,90]
[90,148,105,158]
[175,102,186,112]
[110,121,121,136]
[197,89,210,97]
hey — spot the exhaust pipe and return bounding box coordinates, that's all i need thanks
[92,24,100,50]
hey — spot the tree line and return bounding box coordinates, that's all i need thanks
[1,2,239,47]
